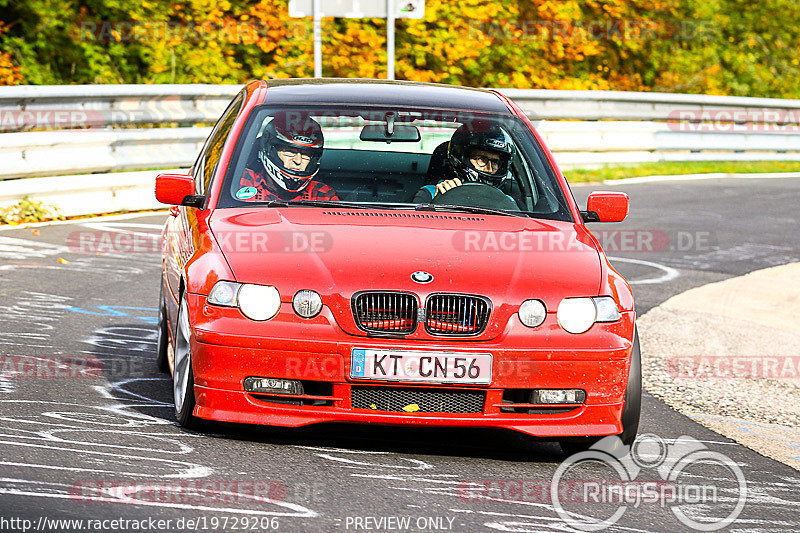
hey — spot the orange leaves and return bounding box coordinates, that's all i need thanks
[5,0,797,97]
[0,52,22,86]
[0,22,22,85]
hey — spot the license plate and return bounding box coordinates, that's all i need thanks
[350,348,492,385]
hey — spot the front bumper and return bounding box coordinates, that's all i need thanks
[188,294,635,438]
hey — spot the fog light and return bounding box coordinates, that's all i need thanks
[519,299,547,328]
[531,389,586,404]
[243,377,304,395]
[293,290,323,318]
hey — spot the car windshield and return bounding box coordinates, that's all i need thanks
[217,105,573,221]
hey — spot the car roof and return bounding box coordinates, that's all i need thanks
[259,78,511,114]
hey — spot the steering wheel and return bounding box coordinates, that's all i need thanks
[431,182,518,211]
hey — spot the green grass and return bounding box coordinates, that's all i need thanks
[565,160,800,183]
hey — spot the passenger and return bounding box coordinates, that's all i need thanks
[237,111,338,202]
[412,123,514,203]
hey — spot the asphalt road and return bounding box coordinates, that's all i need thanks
[0,177,798,532]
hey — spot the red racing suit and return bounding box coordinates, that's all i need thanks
[238,168,339,202]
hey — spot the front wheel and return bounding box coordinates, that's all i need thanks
[155,280,169,373]
[560,327,642,455]
[173,293,199,428]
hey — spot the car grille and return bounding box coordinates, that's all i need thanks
[351,386,485,413]
[352,292,417,334]
[425,294,491,335]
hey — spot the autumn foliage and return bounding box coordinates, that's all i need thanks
[1,0,799,97]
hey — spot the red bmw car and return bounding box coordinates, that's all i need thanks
[155,79,640,451]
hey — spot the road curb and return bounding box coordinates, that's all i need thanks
[638,262,800,471]
[602,171,800,185]
[0,209,168,232]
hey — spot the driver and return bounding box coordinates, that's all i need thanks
[237,111,339,202]
[412,123,514,203]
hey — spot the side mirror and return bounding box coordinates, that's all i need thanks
[583,191,629,223]
[155,173,204,207]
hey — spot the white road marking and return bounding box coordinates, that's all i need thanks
[315,453,434,470]
[0,439,212,479]
[81,221,163,240]
[608,256,681,284]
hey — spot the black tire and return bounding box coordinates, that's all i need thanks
[618,328,642,446]
[155,280,170,373]
[560,327,642,455]
[173,293,200,429]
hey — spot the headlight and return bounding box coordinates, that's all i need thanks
[518,299,547,328]
[557,296,622,334]
[238,284,281,321]
[293,290,323,318]
[594,296,621,322]
[557,297,597,334]
[207,281,241,307]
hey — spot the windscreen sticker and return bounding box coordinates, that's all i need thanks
[235,186,258,200]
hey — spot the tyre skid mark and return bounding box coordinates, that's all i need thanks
[0,296,321,520]
[0,439,212,479]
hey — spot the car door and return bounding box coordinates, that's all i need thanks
[164,91,245,320]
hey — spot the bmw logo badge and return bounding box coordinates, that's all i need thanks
[411,271,433,283]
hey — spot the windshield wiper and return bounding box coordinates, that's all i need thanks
[264,200,371,209]
[266,200,425,211]
[415,203,527,218]
[267,200,543,219]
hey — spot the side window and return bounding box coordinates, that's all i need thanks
[195,92,244,194]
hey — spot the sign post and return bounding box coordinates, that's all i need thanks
[387,0,395,80]
[313,0,322,78]
[289,0,425,79]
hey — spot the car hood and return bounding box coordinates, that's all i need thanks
[209,207,602,308]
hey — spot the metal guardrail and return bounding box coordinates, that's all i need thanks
[4,84,800,128]
[5,121,800,180]
[0,84,237,129]
[535,121,800,166]
[1,127,210,179]
[1,84,800,217]
[503,88,800,121]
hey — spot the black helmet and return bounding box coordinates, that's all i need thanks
[258,111,324,193]
[446,123,514,185]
